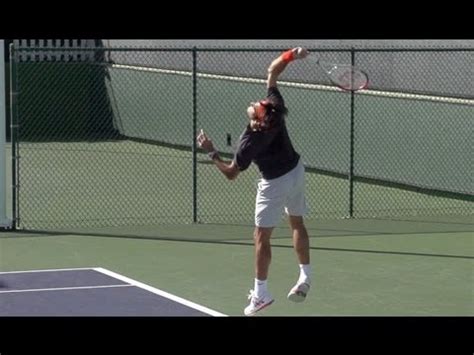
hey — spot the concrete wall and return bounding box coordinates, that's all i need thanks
[103,40,474,98]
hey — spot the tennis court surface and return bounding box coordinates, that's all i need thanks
[0,215,472,316]
[0,267,226,316]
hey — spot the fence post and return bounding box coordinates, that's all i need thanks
[192,47,198,223]
[9,43,19,229]
[348,47,355,218]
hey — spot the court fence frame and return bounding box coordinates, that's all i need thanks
[6,45,474,230]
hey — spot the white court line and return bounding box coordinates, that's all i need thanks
[94,267,228,317]
[0,267,96,274]
[0,284,132,294]
[0,267,228,316]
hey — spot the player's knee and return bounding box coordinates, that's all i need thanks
[289,215,305,229]
[253,227,272,244]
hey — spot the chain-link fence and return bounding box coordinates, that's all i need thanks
[8,46,474,230]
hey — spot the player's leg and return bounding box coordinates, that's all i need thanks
[244,177,286,316]
[286,215,311,302]
[285,161,311,302]
[289,215,310,266]
[254,226,273,282]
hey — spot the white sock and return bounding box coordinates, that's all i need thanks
[254,278,268,297]
[298,264,311,284]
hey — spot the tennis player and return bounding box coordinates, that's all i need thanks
[197,47,311,316]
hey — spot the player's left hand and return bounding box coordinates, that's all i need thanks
[197,129,215,152]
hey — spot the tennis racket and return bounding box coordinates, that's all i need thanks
[308,55,369,91]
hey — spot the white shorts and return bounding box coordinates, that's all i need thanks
[255,159,308,228]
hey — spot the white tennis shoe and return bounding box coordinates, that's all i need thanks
[287,281,310,303]
[244,290,274,316]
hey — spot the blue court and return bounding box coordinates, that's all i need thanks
[0,268,227,316]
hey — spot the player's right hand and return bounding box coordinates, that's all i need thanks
[294,47,309,59]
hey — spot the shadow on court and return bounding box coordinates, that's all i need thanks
[2,215,472,261]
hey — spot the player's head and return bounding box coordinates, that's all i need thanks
[246,99,287,130]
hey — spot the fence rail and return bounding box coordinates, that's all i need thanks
[13,40,98,62]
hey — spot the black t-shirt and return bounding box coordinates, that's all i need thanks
[234,87,300,180]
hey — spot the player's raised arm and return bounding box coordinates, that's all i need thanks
[267,47,309,88]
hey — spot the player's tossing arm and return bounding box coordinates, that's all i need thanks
[267,47,309,89]
[196,129,240,180]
